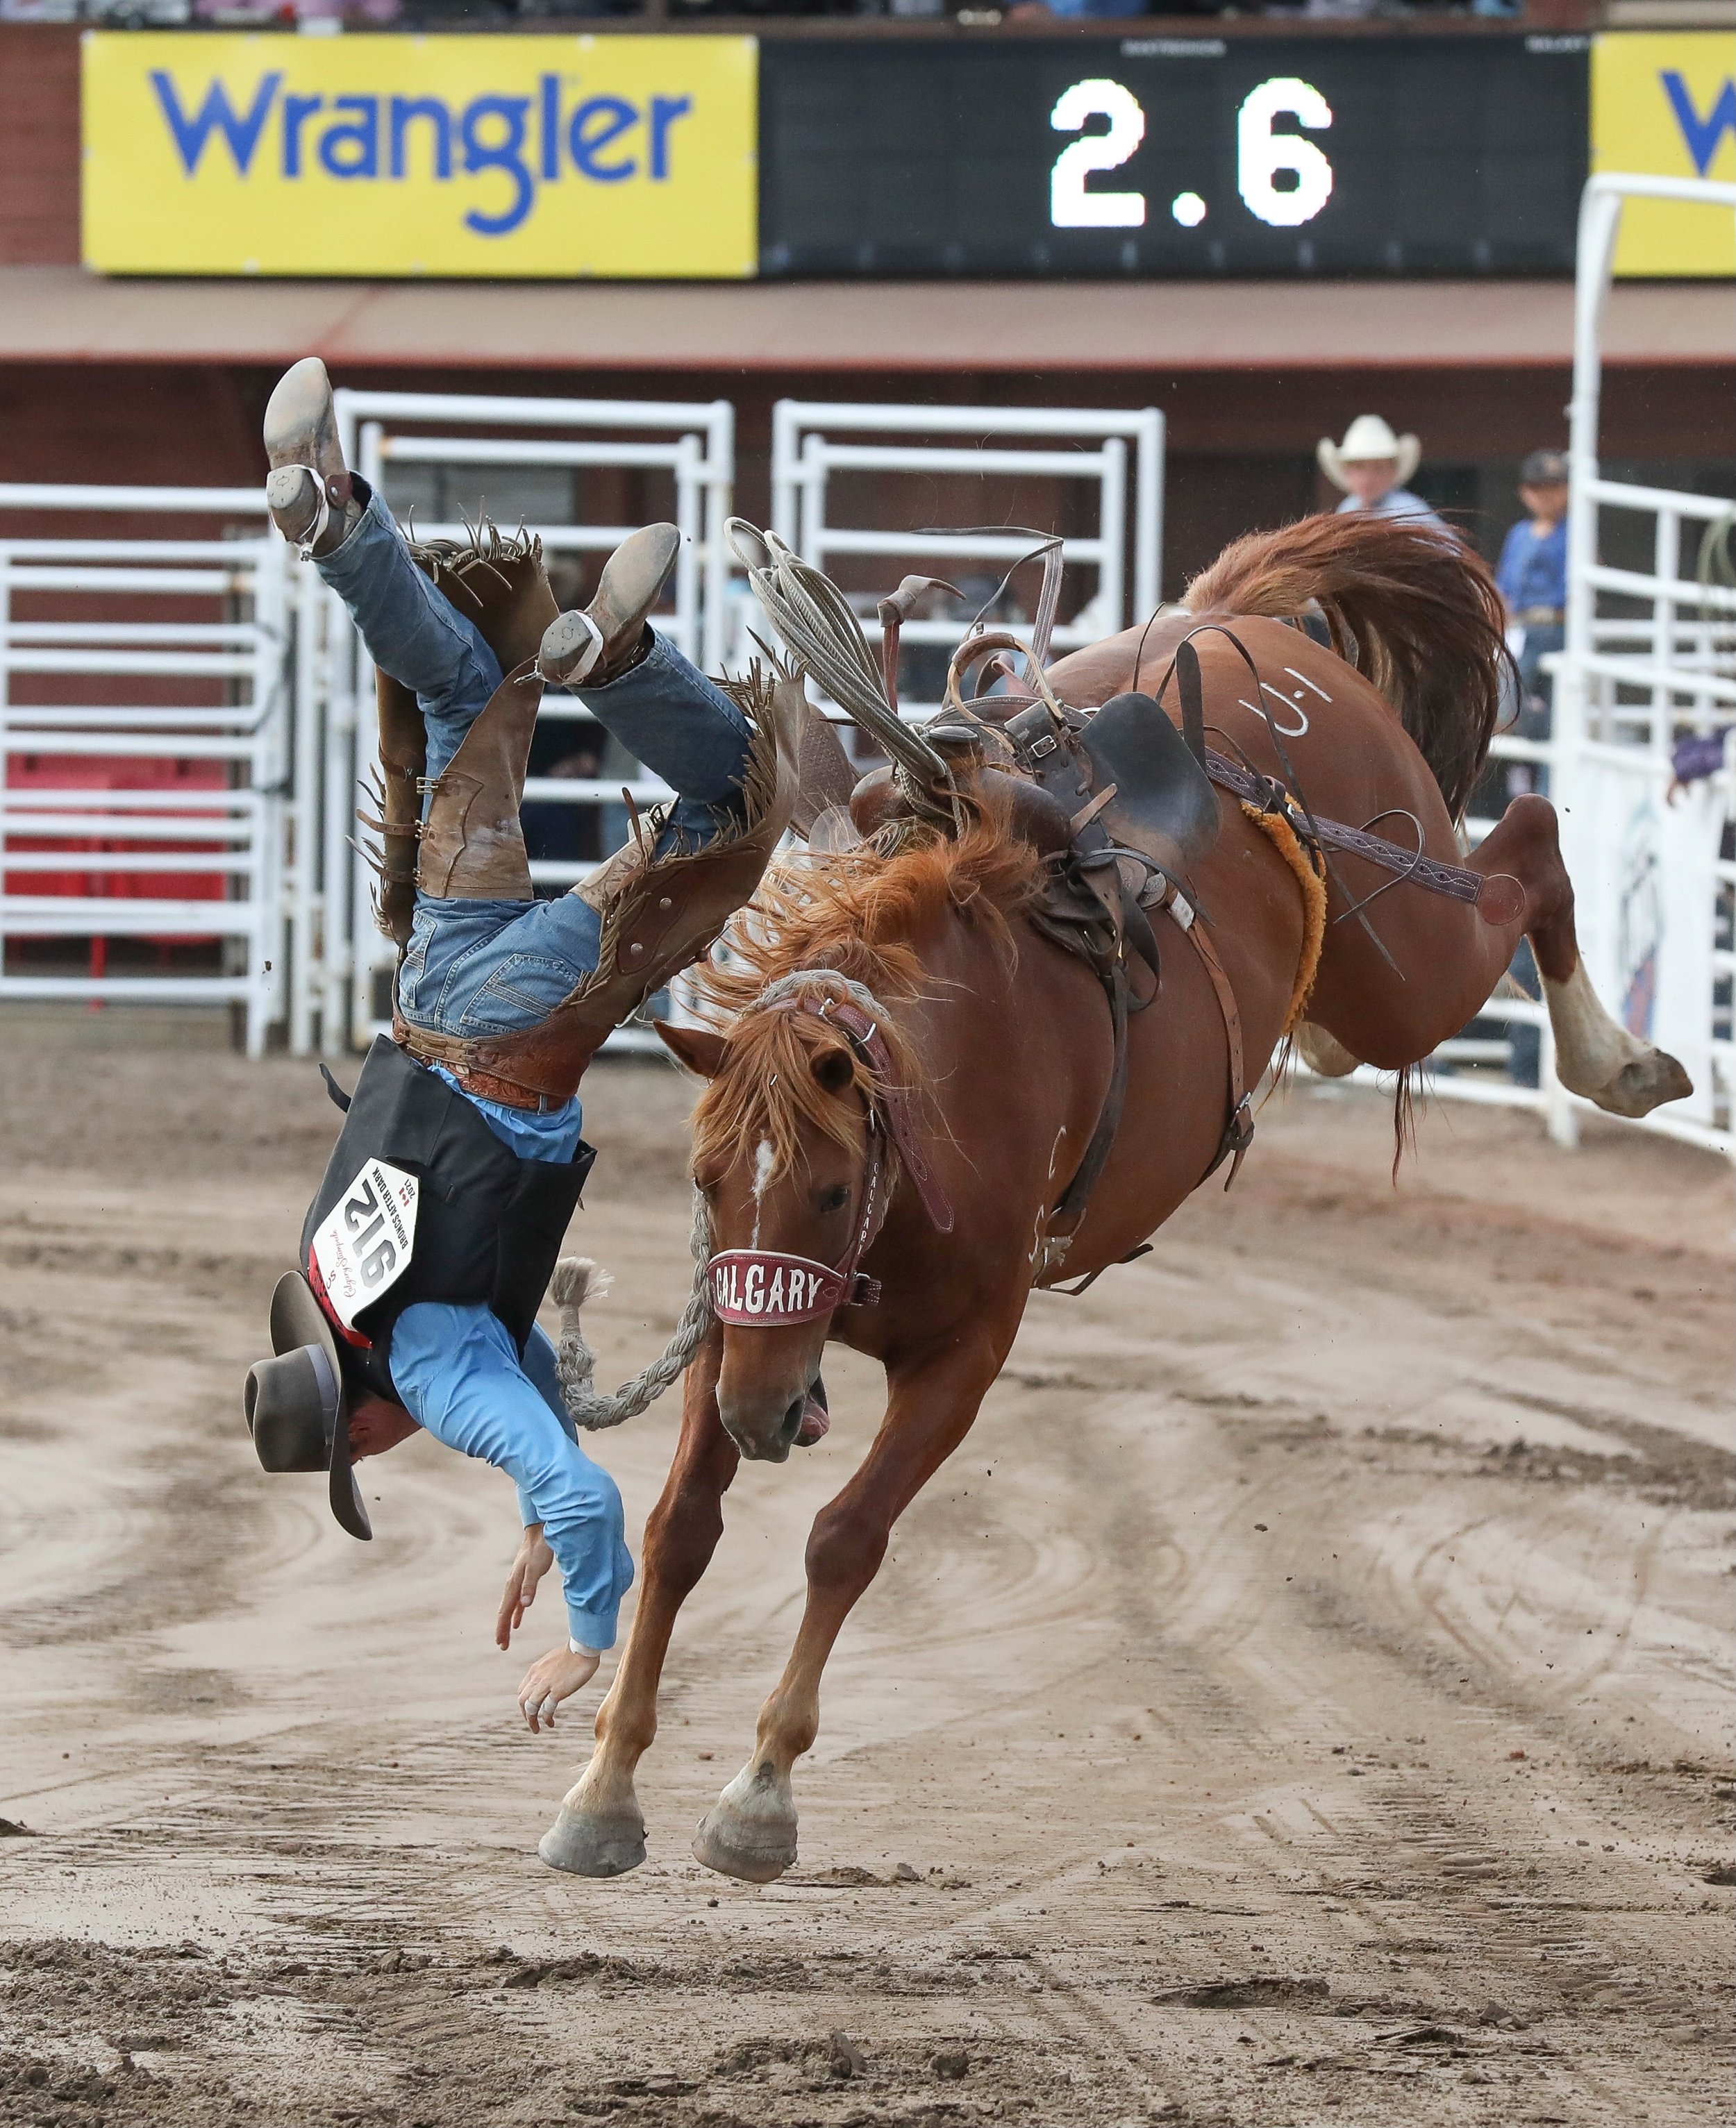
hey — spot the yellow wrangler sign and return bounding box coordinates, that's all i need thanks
[81,31,758,279]
[1592,33,1736,278]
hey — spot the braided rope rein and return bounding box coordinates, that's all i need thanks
[552,968,888,1432]
[553,1187,714,1432]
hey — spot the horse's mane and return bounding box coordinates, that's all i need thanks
[1183,511,1510,821]
[687,815,1044,1180]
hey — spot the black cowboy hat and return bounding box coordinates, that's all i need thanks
[243,1270,372,1542]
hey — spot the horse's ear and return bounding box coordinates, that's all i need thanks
[810,1043,855,1096]
[655,1021,727,1079]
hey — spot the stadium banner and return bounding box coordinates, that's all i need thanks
[80,31,758,279]
[1592,33,1736,278]
[758,33,1589,279]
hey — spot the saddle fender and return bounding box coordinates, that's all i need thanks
[1079,690,1221,880]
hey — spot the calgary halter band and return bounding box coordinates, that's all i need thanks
[706,978,953,1329]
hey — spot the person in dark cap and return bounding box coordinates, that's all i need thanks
[1496,449,1571,733]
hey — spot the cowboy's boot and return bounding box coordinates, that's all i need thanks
[262,357,361,560]
[417,524,681,903]
[536,523,681,688]
[415,661,545,903]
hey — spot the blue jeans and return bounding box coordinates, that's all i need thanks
[390,1308,634,1649]
[317,487,752,1040]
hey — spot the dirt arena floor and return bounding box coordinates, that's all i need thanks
[1,1010,1732,2128]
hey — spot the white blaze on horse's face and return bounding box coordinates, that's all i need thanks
[711,1091,868,1466]
[749,1139,775,1248]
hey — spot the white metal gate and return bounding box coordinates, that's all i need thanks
[1310,173,1735,1162]
[0,483,292,1055]
[324,390,736,1052]
[769,401,1164,719]
[1551,173,1736,1158]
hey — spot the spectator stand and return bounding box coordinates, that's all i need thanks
[326,389,736,1054]
[0,485,293,1057]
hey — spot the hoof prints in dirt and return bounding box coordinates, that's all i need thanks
[1,1935,1129,2128]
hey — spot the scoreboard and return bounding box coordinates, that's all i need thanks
[758,34,1591,279]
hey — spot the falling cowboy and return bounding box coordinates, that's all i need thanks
[240,358,802,1743]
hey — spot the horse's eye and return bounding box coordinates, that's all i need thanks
[818,1184,850,1214]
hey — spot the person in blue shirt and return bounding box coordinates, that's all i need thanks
[1496,449,1571,725]
[240,360,799,1741]
[1318,414,1451,538]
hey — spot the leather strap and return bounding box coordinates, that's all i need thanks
[1185,917,1255,1187]
[1048,956,1131,1235]
[709,1248,878,1326]
[877,574,960,718]
[1173,635,1209,771]
[394,1025,558,1112]
[1205,750,1485,907]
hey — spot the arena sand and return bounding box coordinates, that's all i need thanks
[1,1012,1731,2127]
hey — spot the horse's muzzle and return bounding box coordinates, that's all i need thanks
[716,1337,823,1464]
[717,1386,804,1464]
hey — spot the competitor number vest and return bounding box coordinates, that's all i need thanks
[301,1036,595,1403]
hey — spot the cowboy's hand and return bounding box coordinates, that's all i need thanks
[349,1394,420,1460]
[517,1643,600,1734]
[496,1525,556,1650]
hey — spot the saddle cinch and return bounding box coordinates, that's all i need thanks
[732,526,1248,1288]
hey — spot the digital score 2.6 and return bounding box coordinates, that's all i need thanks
[758,35,1589,279]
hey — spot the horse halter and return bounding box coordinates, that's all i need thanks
[707,979,953,1329]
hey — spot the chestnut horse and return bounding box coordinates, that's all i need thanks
[540,512,1689,1882]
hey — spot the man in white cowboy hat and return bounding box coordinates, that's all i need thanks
[1317,414,1449,535]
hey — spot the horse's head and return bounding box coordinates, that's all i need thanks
[658,975,939,1464]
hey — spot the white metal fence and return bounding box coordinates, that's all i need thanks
[0,484,291,1055]
[1548,172,1736,1158]
[1309,174,1735,1163]
[17,344,1726,1164]
[1,400,1165,1059]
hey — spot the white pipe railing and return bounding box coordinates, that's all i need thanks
[0,491,291,1055]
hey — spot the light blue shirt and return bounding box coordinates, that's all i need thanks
[388,1308,632,1650]
[1496,515,1569,614]
[388,1073,622,1648]
[431,1064,585,1163]
[1335,487,1451,537]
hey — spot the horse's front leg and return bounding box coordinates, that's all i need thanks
[540,1332,737,1877]
[693,1334,1003,1884]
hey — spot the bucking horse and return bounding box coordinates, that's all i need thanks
[540,508,1689,1882]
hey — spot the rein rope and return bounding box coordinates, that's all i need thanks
[554,1187,715,1432]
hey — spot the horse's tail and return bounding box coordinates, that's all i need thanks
[1181,512,1510,821]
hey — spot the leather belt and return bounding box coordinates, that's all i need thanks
[1514,605,1564,626]
[397,1039,556,1113]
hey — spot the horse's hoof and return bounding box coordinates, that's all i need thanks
[692,1800,796,1883]
[538,1805,646,1878]
[1601,1048,1693,1119]
[692,1759,799,1882]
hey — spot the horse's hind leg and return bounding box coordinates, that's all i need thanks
[1473,796,1691,1116]
[1309,794,1690,1119]
[541,1334,737,1877]
[693,1338,1001,1884]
